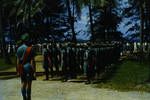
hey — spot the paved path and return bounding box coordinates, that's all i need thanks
[0,78,150,100]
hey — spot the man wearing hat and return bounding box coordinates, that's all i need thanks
[16,33,35,100]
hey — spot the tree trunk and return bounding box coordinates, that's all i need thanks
[139,3,144,62]
[28,0,32,33]
[66,0,76,43]
[88,0,94,41]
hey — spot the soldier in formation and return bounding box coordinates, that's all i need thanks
[42,42,121,83]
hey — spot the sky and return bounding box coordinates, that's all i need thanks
[75,7,91,40]
[75,1,127,40]
[74,0,136,40]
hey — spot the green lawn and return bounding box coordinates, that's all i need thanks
[0,55,44,72]
[0,56,16,72]
[96,60,150,92]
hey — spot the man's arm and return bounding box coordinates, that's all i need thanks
[16,57,19,75]
[16,49,20,75]
[31,47,36,73]
[31,58,36,72]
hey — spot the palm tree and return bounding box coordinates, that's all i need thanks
[82,0,118,41]
[3,0,43,38]
[65,0,82,43]
[34,0,69,43]
[125,0,150,60]
[0,0,13,63]
[0,0,43,63]
[94,9,121,41]
[139,1,144,53]
[123,0,150,61]
[88,0,94,41]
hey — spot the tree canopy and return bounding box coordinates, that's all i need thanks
[0,0,150,44]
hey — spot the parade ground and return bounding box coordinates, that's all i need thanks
[0,55,150,100]
[0,77,150,100]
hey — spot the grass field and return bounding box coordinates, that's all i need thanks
[0,56,16,72]
[0,55,44,72]
[96,60,150,92]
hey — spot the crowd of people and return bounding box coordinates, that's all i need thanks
[41,42,121,84]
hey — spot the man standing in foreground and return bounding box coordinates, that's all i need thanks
[16,33,35,100]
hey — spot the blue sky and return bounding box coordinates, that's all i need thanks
[75,6,126,40]
[75,7,91,40]
[75,0,137,40]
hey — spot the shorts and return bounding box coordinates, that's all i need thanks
[21,71,33,82]
[21,63,33,82]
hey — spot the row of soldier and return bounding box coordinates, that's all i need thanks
[41,42,121,83]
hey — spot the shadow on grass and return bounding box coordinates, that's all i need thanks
[0,56,16,70]
[92,61,122,84]
[0,75,18,80]
[0,72,44,80]
[94,59,150,92]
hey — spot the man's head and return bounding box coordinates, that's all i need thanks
[21,33,29,42]
[20,33,32,46]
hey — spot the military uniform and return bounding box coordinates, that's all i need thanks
[16,33,35,100]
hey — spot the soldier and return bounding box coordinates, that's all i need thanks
[42,44,51,80]
[69,43,77,79]
[77,45,85,75]
[83,44,89,76]
[62,43,72,81]
[61,44,68,81]
[85,45,96,84]
[16,33,35,100]
[51,43,60,76]
[48,45,54,78]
